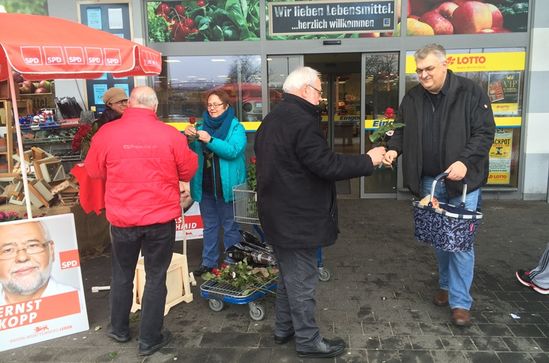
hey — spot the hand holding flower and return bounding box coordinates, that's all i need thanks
[367,146,386,167]
[196,130,212,143]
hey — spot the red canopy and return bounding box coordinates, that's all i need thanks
[0,13,161,81]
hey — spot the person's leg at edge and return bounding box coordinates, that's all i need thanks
[273,245,321,350]
[271,246,294,339]
[200,191,221,268]
[138,221,176,346]
[530,243,549,289]
[109,225,142,337]
[446,189,479,310]
[220,198,241,254]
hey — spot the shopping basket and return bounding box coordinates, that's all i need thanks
[412,173,483,252]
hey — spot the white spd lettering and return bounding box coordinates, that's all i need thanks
[61,260,78,269]
[24,57,40,64]
[88,57,101,64]
[68,56,82,63]
[105,58,120,65]
[47,56,63,63]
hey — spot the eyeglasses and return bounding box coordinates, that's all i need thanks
[111,99,128,106]
[207,103,225,109]
[307,84,322,97]
[415,65,437,75]
[0,240,51,260]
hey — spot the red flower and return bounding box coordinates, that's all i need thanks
[211,268,221,276]
[189,116,196,125]
[384,107,395,119]
[220,263,229,270]
[71,124,92,151]
[250,156,256,164]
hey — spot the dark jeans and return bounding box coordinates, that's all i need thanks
[272,245,320,350]
[109,221,175,346]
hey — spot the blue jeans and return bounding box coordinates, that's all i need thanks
[199,191,240,268]
[421,176,480,310]
[109,221,175,346]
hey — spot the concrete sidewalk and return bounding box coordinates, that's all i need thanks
[3,199,549,363]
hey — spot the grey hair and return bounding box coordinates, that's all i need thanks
[414,43,447,63]
[37,221,51,242]
[130,86,158,108]
[283,66,320,93]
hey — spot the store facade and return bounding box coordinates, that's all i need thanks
[48,0,548,201]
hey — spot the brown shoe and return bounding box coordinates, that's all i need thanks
[433,289,448,306]
[451,308,471,327]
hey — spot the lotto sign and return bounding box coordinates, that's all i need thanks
[0,214,89,352]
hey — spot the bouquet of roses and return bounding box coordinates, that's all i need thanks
[202,258,278,294]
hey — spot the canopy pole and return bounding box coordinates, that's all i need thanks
[8,69,33,219]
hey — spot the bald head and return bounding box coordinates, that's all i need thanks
[129,86,158,111]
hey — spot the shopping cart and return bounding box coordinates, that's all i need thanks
[200,275,277,320]
[412,173,483,252]
[232,183,331,281]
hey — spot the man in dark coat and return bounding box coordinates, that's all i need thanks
[254,66,386,358]
[383,44,495,327]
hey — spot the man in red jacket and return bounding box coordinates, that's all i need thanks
[85,86,198,356]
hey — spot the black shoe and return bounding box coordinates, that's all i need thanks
[274,331,295,345]
[138,330,172,356]
[296,337,346,358]
[193,265,213,276]
[107,331,131,343]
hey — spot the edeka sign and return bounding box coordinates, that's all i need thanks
[269,0,396,36]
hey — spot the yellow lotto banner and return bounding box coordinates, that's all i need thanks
[405,52,525,74]
[167,121,261,132]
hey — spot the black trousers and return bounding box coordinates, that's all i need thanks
[109,221,175,346]
[272,245,320,350]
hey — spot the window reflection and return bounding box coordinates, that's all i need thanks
[154,55,262,122]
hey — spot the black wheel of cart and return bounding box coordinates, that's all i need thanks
[248,301,265,321]
[208,299,224,312]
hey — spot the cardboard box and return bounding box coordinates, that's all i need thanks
[131,253,193,315]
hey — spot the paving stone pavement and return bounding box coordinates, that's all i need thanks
[3,199,549,363]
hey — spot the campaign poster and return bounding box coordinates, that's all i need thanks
[0,214,89,352]
[175,202,204,241]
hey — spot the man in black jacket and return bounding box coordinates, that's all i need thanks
[254,66,386,358]
[383,44,495,327]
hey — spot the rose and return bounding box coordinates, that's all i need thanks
[369,107,405,147]
[203,259,278,293]
[247,156,257,191]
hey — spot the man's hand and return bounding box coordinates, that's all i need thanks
[445,161,467,181]
[382,150,398,167]
[367,146,386,167]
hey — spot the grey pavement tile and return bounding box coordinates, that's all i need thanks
[439,336,477,351]
[497,352,536,363]
[398,309,431,322]
[482,311,523,324]
[476,323,514,337]
[448,324,484,336]
[205,348,242,363]
[464,351,502,363]
[362,322,392,336]
[409,335,444,350]
[399,350,434,363]
[367,349,402,363]
[199,332,261,348]
[257,333,295,349]
[509,325,546,338]
[418,322,453,336]
[538,325,549,338]
[171,348,213,363]
[390,322,422,336]
[334,321,364,335]
[379,336,412,350]
[515,301,549,313]
[236,348,274,363]
[349,335,381,350]
[503,337,544,352]
[531,352,549,363]
[470,336,510,351]
[511,313,547,324]
[247,319,275,334]
[535,338,549,352]
[495,291,529,301]
[430,350,468,363]
[335,349,368,362]
[356,305,376,321]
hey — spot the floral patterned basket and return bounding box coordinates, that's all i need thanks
[412,173,483,252]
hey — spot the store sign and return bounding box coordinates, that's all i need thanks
[269,0,396,36]
[0,215,89,352]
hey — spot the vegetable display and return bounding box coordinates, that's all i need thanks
[147,0,260,42]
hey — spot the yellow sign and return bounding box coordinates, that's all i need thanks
[405,52,525,74]
[487,130,513,185]
[167,121,261,132]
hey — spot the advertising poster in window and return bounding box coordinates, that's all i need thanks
[147,0,260,42]
[407,0,529,35]
[488,129,513,185]
[0,215,89,352]
[488,71,521,116]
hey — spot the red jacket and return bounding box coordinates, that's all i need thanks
[85,107,198,227]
